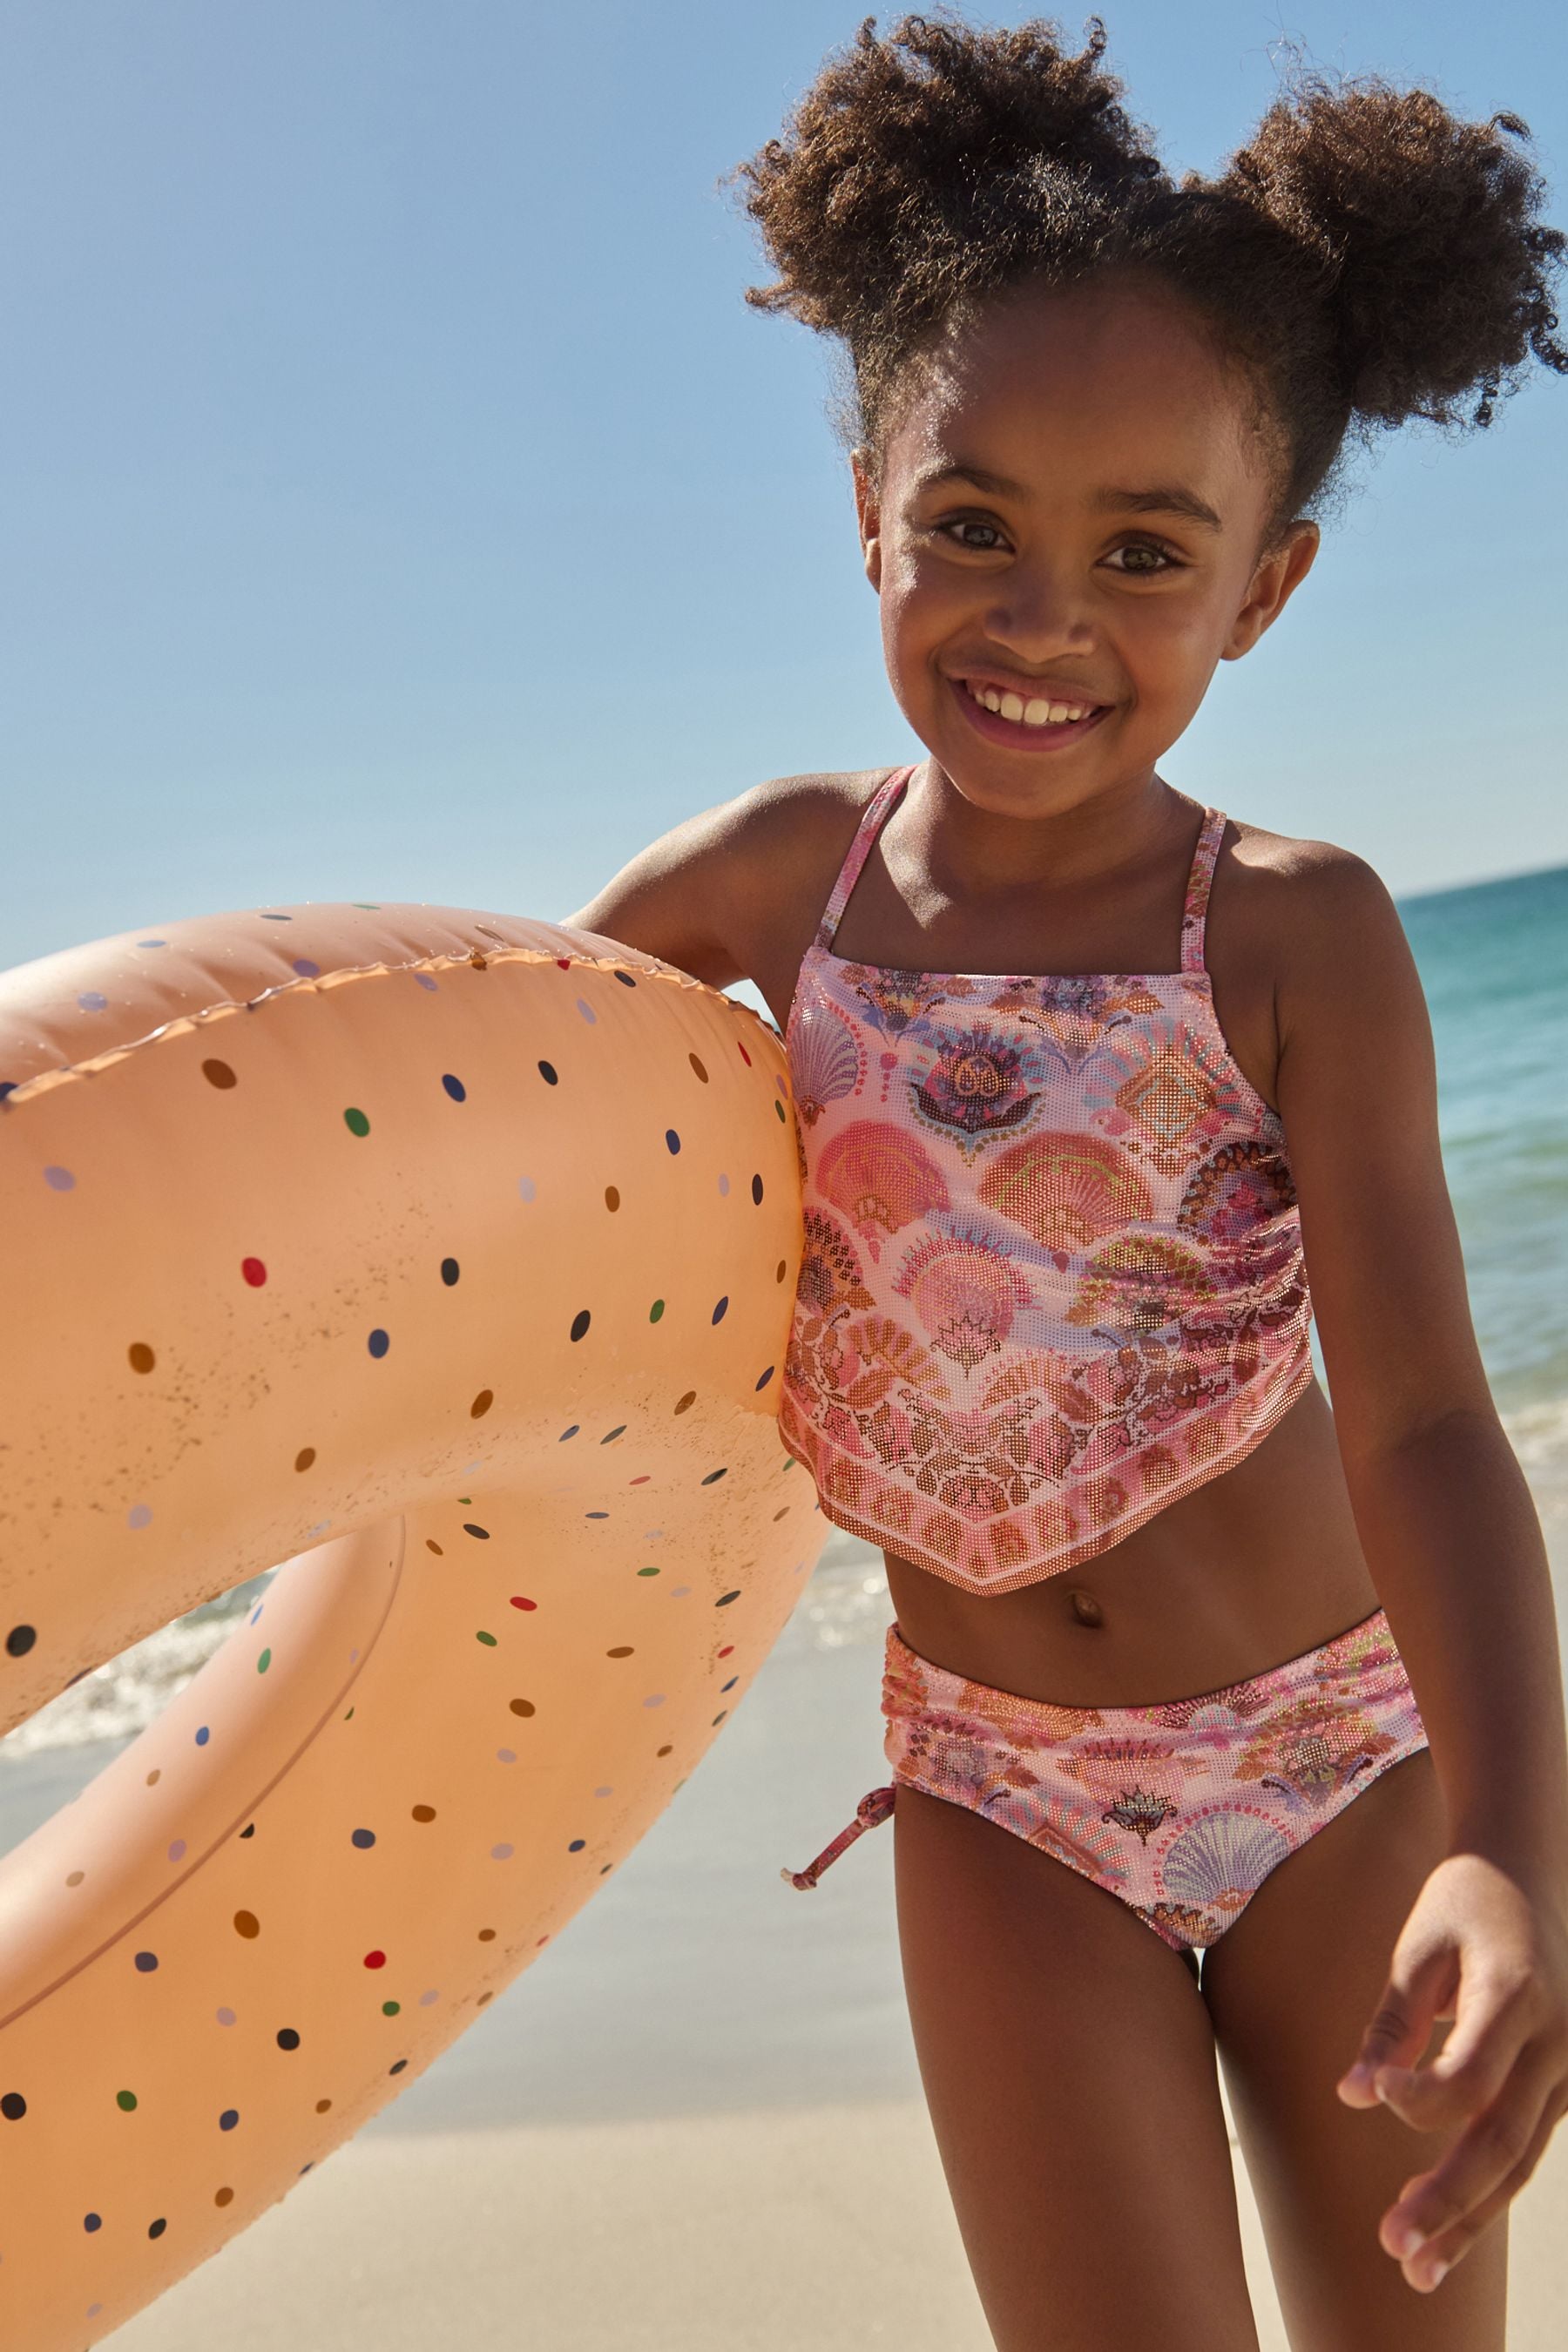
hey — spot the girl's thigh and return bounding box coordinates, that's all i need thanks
[892,1781,1260,2352]
[1200,1747,1508,2352]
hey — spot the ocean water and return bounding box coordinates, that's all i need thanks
[5,863,1565,1763]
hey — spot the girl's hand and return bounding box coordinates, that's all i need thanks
[1335,1850,1568,2292]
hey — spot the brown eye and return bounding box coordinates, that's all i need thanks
[1106,541,1178,575]
[936,518,1006,551]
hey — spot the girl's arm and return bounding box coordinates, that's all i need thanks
[1272,843,1568,2287]
[559,785,772,990]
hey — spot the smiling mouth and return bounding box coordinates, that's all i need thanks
[960,677,1104,726]
[948,672,1112,747]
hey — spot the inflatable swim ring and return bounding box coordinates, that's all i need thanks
[0,898,822,2349]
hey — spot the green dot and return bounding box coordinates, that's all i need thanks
[457,1496,471,1504]
[476,1630,497,1647]
[344,1706,355,1720]
[774,1099,785,1121]
[344,1107,370,1137]
[256,1647,272,1673]
[350,902,382,910]
[116,2089,138,2112]
[637,1565,659,1578]
[649,1300,665,1322]
[382,2000,400,2017]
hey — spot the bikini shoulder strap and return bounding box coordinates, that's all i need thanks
[1179,807,1228,973]
[816,767,914,951]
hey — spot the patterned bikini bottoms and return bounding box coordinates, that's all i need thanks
[782,1606,1429,1957]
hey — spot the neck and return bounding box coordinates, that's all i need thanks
[903,759,1193,902]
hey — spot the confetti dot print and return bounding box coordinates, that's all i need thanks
[0,907,821,2346]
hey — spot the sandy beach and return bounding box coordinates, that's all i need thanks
[1,1524,1561,2348]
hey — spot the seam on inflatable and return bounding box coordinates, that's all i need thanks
[0,943,779,1108]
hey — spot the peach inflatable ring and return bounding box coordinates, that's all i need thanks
[0,899,824,2349]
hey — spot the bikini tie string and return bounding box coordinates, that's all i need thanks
[780,1783,898,1889]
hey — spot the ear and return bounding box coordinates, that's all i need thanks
[850,447,883,592]
[1221,519,1320,660]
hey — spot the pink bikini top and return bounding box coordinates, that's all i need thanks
[779,766,1313,1595]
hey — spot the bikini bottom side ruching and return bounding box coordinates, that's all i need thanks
[784,1606,1429,1957]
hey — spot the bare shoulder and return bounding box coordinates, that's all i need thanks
[1214,812,1419,1026]
[563,765,891,993]
[1218,813,1405,958]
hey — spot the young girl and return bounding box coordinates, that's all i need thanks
[567,15,1568,2345]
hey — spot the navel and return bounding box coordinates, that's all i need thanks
[1067,1587,1105,1629]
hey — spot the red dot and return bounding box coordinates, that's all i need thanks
[556,958,571,970]
[363,1950,387,1970]
[718,1646,734,1659]
[629,1475,651,1487]
[510,1596,537,1612]
[736,1041,752,1065]
[241,1257,267,1288]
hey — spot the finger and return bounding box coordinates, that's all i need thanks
[1385,2084,1567,2294]
[1374,1967,1533,2133]
[1337,1936,1458,2106]
[1379,2055,1562,2274]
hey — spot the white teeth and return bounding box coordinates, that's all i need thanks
[968,681,1093,727]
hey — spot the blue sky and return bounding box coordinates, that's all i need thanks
[3,0,1565,987]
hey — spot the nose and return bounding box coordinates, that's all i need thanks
[982,555,1096,658]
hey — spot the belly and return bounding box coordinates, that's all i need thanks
[881,1380,1380,1706]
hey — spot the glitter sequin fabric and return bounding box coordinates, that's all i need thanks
[779,767,1314,1593]
[783,1611,1429,1954]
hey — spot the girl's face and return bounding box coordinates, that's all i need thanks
[852,272,1319,817]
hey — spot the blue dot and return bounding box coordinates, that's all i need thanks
[720,1677,738,1692]
[134,1950,158,1972]
[442,1073,466,1102]
[537,1060,558,1085]
[136,939,167,949]
[665,1129,680,1154]
[0,1082,15,1100]
[558,1424,579,1442]
[78,990,107,1012]
[195,1726,210,1747]
[220,2108,239,2131]
[585,1511,609,1520]
[712,1296,728,1324]
[84,2213,102,2233]
[751,1174,764,1204]
[440,1256,460,1285]
[568,1839,586,1853]
[351,1828,375,1848]
[569,1309,591,1342]
[754,1365,774,1389]
[368,1328,390,1358]
[613,970,637,987]
[292,958,321,979]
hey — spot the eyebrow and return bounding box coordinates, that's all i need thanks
[911,462,1224,533]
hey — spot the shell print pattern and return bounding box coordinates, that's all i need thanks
[977,1129,1155,1256]
[890,1225,1033,1370]
[813,1118,950,1260]
[779,773,1315,1595]
[789,1000,865,1125]
[864,1612,1429,1953]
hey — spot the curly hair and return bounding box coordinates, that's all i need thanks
[724,10,1566,540]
